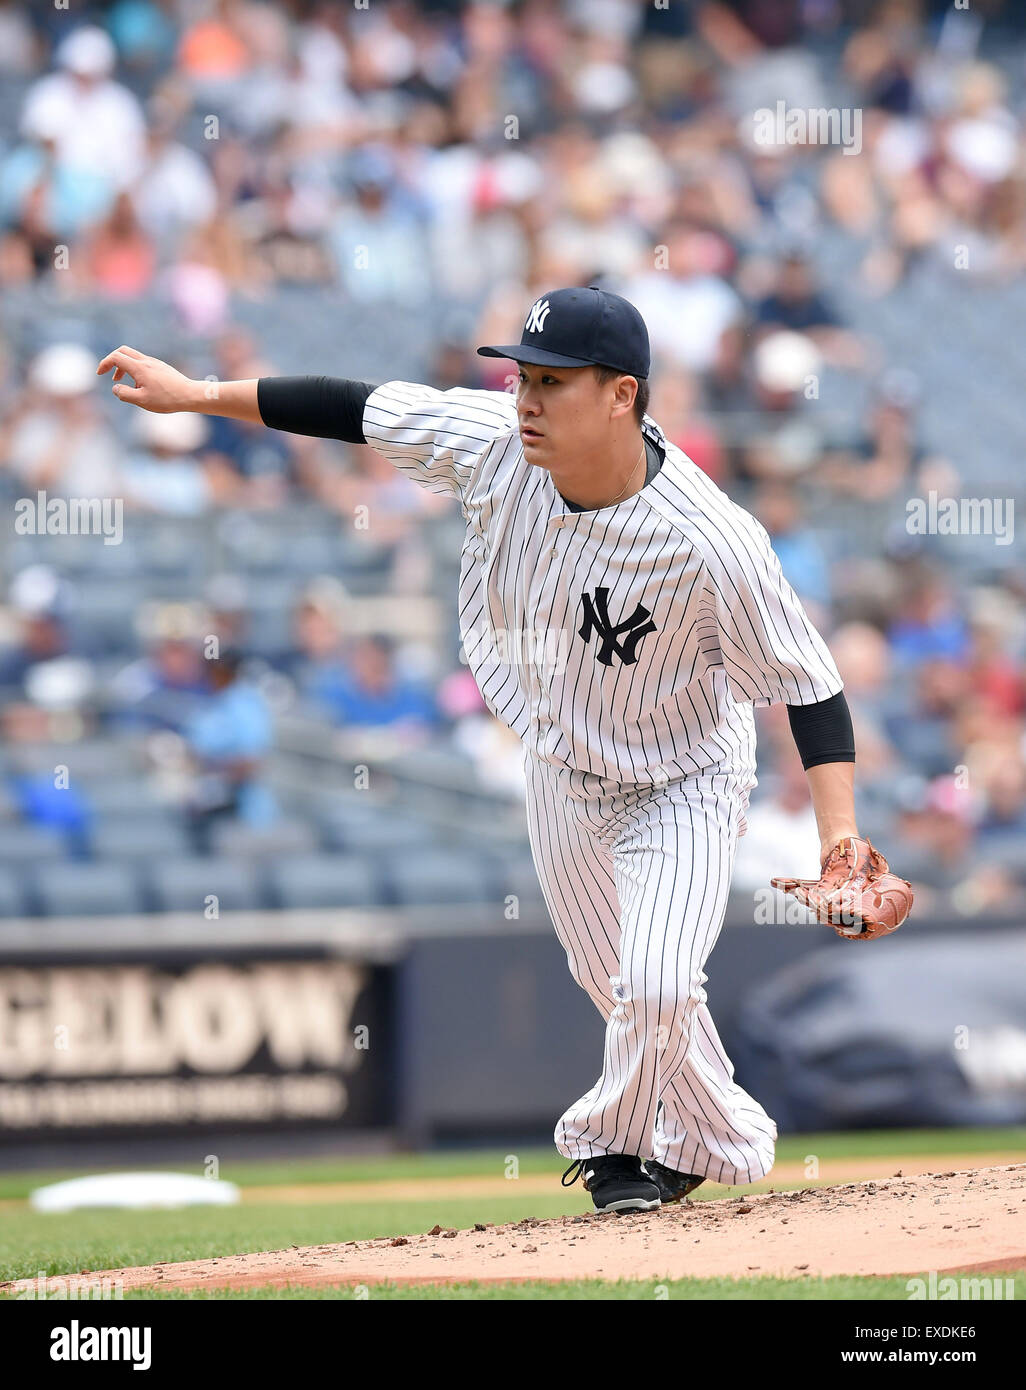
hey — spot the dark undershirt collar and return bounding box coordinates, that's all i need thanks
[560,436,664,513]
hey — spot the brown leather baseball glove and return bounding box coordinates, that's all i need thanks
[770,835,913,941]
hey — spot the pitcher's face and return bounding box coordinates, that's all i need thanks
[516,363,633,470]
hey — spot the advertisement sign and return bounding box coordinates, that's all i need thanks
[0,951,391,1142]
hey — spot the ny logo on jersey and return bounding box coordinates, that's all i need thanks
[578,587,657,667]
[525,298,551,333]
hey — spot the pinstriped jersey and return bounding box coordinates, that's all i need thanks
[363,380,843,784]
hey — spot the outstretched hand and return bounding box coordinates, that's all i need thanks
[96,346,197,414]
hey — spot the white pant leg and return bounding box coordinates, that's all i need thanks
[523,752,622,1024]
[651,998,777,1183]
[524,753,644,1161]
[537,765,774,1178]
[640,773,776,1182]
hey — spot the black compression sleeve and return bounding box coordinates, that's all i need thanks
[786,690,856,770]
[256,376,377,443]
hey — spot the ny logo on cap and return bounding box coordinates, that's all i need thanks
[525,298,551,333]
[578,587,657,667]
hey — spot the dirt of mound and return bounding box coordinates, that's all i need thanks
[237,1150,1024,1206]
[6,1164,1024,1293]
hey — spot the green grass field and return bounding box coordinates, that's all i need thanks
[1,1126,1023,1300]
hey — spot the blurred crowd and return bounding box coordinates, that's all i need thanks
[1,0,1025,914]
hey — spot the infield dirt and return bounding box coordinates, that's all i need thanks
[6,1163,1023,1294]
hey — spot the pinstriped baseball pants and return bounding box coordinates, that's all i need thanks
[523,752,777,1185]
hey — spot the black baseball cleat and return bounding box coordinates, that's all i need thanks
[561,1155,661,1213]
[644,1159,706,1204]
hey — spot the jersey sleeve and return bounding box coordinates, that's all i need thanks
[698,504,843,708]
[361,381,519,501]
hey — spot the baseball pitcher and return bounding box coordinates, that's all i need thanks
[98,286,912,1213]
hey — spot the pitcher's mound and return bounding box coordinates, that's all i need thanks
[6,1164,1024,1294]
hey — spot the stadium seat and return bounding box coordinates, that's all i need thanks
[0,868,27,918]
[273,533,341,573]
[238,604,296,661]
[146,858,266,914]
[266,853,383,909]
[333,540,395,581]
[386,846,496,905]
[82,778,169,817]
[8,739,146,779]
[68,580,143,653]
[89,817,193,862]
[493,852,547,907]
[0,823,70,863]
[320,805,439,852]
[133,520,205,575]
[977,833,1026,878]
[210,818,321,858]
[33,863,144,917]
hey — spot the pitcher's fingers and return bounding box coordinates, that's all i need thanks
[112,381,146,403]
[97,347,144,375]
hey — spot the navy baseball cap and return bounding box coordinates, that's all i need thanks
[477,286,650,379]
